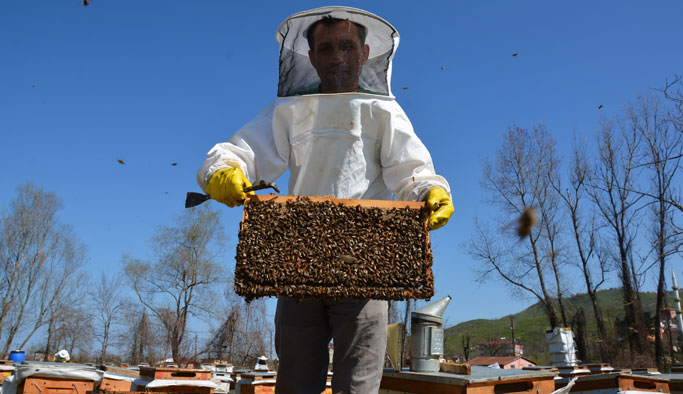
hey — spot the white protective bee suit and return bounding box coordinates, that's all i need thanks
[197,6,450,394]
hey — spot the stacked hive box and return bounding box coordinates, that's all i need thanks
[554,372,670,394]
[235,195,433,301]
[11,363,101,394]
[234,372,277,394]
[0,360,13,384]
[137,367,216,394]
[380,366,556,394]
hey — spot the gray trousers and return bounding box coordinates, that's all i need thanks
[274,297,387,394]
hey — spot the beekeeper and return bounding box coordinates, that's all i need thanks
[197,6,453,394]
[53,349,70,363]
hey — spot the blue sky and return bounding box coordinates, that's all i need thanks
[1,1,682,335]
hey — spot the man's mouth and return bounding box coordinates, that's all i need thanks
[327,66,350,76]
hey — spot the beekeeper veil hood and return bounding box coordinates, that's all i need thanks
[276,6,399,97]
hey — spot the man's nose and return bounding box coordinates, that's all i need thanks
[331,48,345,63]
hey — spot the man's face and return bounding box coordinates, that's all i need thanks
[308,20,370,93]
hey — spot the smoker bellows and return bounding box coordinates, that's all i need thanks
[235,195,433,301]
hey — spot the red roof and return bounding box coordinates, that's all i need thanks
[467,356,535,366]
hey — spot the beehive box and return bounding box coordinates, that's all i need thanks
[99,372,135,391]
[380,366,556,394]
[98,364,139,378]
[136,367,216,394]
[138,366,212,381]
[0,363,14,384]
[235,195,433,301]
[235,372,277,394]
[555,372,670,394]
[20,377,94,394]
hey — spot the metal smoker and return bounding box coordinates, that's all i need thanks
[410,295,451,372]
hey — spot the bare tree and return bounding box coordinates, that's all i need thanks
[461,332,471,361]
[51,302,94,362]
[39,277,91,363]
[89,271,126,364]
[122,307,160,365]
[572,307,588,362]
[651,76,683,255]
[123,204,225,363]
[658,75,682,134]
[539,165,571,328]
[0,182,86,355]
[629,94,683,369]
[467,125,565,328]
[401,299,412,368]
[207,281,272,367]
[206,309,239,361]
[550,137,611,350]
[479,339,511,357]
[587,117,648,357]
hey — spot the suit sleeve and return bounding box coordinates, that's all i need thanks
[196,101,290,191]
[380,101,451,202]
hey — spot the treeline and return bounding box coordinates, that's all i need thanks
[446,289,676,366]
[0,184,271,367]
[465,76,683,369]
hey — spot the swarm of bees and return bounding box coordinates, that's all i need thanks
[235,197,434,302]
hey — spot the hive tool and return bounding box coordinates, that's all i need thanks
[185,180,281,208]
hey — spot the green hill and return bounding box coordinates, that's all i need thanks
[444,288,676,364]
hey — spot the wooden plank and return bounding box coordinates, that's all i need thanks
[245,194,425,209]
[139,367,212,381]
[440,362,471,375]
[139,384,214,394]
[467,377,555,394]
[381,370,555,394]
[20,377,94,394]
[99,377,133,392]
[240,372,277,381]
[619,375,670,393]
[98,365,139,378]
[238,385,276,394]
[380,375,464,394]
[557,374,619,392]
[556,373,670,394]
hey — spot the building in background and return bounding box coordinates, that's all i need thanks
[477,340,523,357]
[467,356,536,369]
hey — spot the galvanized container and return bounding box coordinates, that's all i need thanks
[410,296,451,373]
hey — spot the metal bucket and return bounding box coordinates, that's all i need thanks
[410,296,451,372]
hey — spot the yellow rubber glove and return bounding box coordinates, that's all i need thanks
[205,167,254,207]
[423,187,453,230]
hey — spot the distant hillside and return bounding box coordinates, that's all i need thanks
[444,288,675,364]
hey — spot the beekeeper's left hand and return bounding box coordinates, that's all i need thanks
[424,187,453,230]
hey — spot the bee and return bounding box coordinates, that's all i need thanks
[117,159,125,165]
[517,207,538,238]
[512,53,518,57]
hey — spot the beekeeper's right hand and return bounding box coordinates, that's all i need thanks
[206,167,254,207]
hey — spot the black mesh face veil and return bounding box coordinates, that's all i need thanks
[276,6,400,97]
